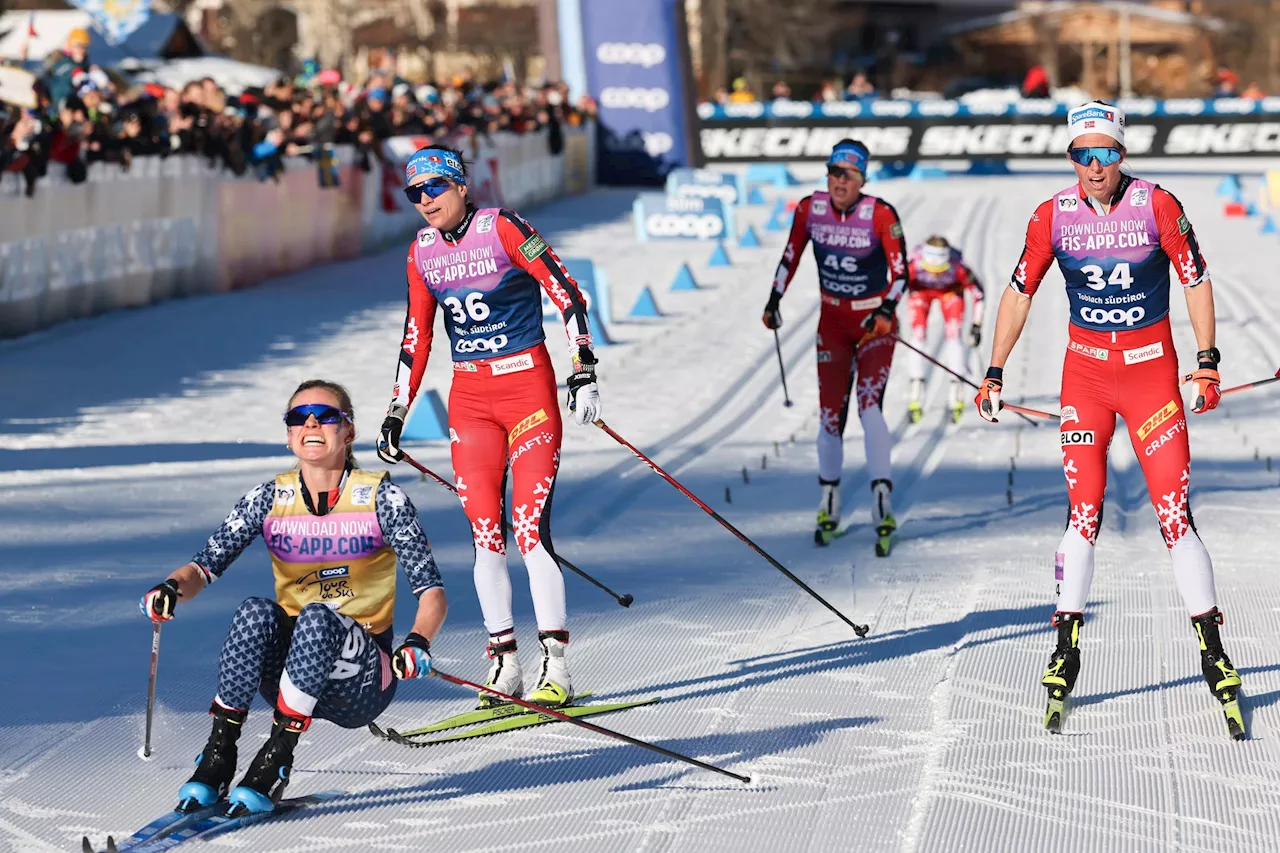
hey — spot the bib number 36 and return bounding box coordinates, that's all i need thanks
[443,292,491,325]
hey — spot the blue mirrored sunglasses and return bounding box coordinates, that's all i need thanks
[284,404,351,427]
[1068,146,1123,167]
[404,177,454,204]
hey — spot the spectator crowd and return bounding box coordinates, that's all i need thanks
[2,28,596,196]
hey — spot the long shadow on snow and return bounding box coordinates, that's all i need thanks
[291,716,878,815]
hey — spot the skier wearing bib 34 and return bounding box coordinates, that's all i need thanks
[976,101,1243,737]
[140,380,448,815]
[904,236,985,424]
[762,139,908,554]
[377,146,600,710]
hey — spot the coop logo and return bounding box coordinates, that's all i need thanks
[674,183,737,203]
[596,42,667,68]
[455,334,509,353]
[601,87,670,112]
[645,213,724,239]
[1079,305,1146,327]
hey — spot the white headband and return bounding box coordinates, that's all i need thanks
[1067,101,1126,146]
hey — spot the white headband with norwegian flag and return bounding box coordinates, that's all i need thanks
[1067,101,1126,147]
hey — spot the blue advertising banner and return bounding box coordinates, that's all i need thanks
[665,168,741,205]
[632,193,734,242]
[67,0,152,46]
[579,0,691,184]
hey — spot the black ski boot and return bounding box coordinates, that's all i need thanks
[1042,612,1083,733]
[225,710,305,816]
[1192,608,1245,739]
[176,704,246,813]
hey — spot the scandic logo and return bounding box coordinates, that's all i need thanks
[600,87,670,112]
[596,42,667,68]
[1136,400,1179,440]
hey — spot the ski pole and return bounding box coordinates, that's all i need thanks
[773,328,793,407]
[399,452,634,607]
[889,333,1055,424]
[432,668,751,784]
[1181,367,1280,398]
[142,622,161,759]
[592,420,869,637]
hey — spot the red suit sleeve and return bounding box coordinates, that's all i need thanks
[771,195,811,297]
[872,198,908,302]
[957,262,985,311]
[1152,186,1209,287]
[392,242,438,409]
[1011,199,1057,297]
[496,209,594,353]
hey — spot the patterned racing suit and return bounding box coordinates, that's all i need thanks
[905,246,985,383]
[1011,174,1219,619]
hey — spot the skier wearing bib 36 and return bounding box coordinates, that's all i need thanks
[976,101,1243,737]
[762,139,908,554]
[904,236,985,423]
[377,146,600,710]
[140,380,448,815]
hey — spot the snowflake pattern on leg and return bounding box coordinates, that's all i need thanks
[1070,501,1100,544]
[455,475,468,508]
[819,406,841,437]
[1155,465,1192,545]
[856,365,891,413]
[1063,458,1079,490]
[511,474,557,554]
[472,517,505,554]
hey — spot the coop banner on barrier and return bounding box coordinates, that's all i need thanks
[633,193,733,242]
[579,0,691,183]
[698,113,1280,162]
[665,168,741,205]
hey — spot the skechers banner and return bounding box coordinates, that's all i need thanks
[698,113,1280,162]
[633,193,734,242]
[580,0,692,183]
[665,168,741,205]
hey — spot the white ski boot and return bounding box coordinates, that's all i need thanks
[815,481,842,546]
[948,379,965,423]
[479,630,523,708]
[527,630,573,708]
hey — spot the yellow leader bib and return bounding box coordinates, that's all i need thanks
[262,469,396,634]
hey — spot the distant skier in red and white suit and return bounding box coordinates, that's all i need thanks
[976,101,1242,733]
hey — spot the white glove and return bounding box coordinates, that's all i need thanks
[566,356,601,426]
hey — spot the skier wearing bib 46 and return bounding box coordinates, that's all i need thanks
[139,380,448,816]
[378,146,600,710]
[976,102,1243,737]
[904,236,985,423]
[763,139,908,554]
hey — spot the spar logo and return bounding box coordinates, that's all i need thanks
[601,87,670,112]
[596,43,667,68]
[645,213,724,239]
[1079,305,1146,327]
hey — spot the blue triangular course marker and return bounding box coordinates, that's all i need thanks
[747,186,766,206]
[670,263,699,291]
[629,286,661,317]
[401,390,450,441]
[708,243,732,267]
[770,197,786,217]
[738,225,761,248]
[1246,202,1259,217]
[1262,216,1276,234]
[1217,175,1242,198]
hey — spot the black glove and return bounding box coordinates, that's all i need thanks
[761,291,782,330]
[392,632,433,679]
[969,323,982,349]
[860,298,897,340]
[140,579,180,623]
[377,403,407,464]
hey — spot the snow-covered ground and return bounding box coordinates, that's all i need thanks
[2,167,1279,853]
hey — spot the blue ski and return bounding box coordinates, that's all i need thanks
[81,804,224,853]
[127,791,343,853]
